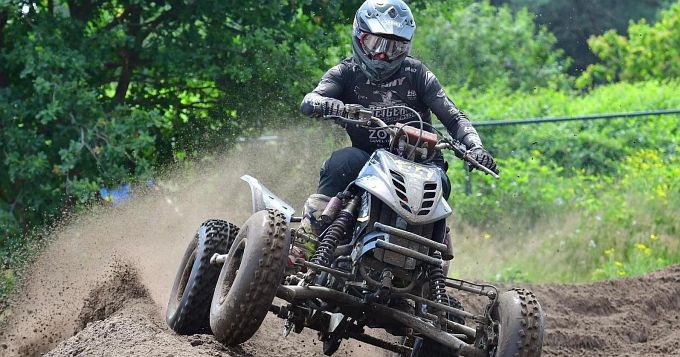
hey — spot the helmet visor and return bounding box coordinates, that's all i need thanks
[359,32,411,61]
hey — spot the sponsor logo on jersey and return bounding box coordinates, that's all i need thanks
[366,77,406,88]
[404,66,417,73]
[377,90,396,105]
[407,89,417,101]
[447,99,460,115]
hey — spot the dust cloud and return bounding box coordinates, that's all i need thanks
[0,126,342,356]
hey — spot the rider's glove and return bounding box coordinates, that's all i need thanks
[470,147,499,174]
[313,98,345,118]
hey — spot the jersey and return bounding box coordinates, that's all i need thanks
[300,56,484,158]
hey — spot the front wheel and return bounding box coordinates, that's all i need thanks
[492,288,544,357]
[209,209,290,345]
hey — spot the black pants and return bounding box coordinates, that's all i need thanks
[317,147,452,199]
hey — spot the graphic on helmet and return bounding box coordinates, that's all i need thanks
[352,0,416,83]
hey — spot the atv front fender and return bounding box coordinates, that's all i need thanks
[240,175,295,223]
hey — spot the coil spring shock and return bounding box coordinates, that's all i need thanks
[429,250,447,303]
[310,209,355,267]
[428,250,448,327]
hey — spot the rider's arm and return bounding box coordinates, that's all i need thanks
[419,69,483,150]
[300,64,345,117]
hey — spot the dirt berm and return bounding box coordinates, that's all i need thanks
[1,131,678,356]
[5,261,680,357]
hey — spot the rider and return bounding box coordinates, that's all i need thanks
[299,0,498,238]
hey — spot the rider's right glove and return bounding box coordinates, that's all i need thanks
[470,147,499,175]
[313,98,345,118]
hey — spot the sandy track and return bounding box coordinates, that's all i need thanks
[25,262,680,357]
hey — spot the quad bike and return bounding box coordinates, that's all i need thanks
[166,104,545,356]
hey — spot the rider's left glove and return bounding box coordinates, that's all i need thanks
[470,147,499,174]
[313,98,345,118]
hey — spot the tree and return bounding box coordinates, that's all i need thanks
[490,0,673,73]
[412,0,569,91]
[577,2,680,88]
[0,0,341,255]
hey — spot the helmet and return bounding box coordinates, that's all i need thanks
[352,0,416,83]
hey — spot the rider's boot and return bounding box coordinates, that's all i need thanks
[297,193,331,259]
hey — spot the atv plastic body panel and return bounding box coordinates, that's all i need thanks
[241,175,295,223]
[355,150,452,225]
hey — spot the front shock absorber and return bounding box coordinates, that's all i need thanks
[428,250,448,326]
[310,195,360,267]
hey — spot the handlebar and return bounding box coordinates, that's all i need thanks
[321,104,499,179]
[434,142,500,178]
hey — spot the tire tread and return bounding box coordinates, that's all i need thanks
[212,209,289,345]
[167,219,239,334]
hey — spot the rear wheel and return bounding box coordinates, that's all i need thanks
[210,209,290,345]
[492,288,544,357]
[166,219,239,334]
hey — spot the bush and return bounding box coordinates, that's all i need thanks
[577,2,680,87]
[413,0,570,91]
[445,79,680,282]
[452,80,680,175]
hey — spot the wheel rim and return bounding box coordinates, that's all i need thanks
[176,249,197,303]
[218,238,246,305]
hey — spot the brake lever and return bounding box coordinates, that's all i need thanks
[344,104,372,120]
[439,140,500,179]
[463,151,500,179]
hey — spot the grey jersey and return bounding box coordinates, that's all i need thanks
[301,57,484,155]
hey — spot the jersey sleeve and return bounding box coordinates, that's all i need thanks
[300,64,346,117]
[419,66,484,149]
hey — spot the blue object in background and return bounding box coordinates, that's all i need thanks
[100,180,156,205]
[100,184,131,205]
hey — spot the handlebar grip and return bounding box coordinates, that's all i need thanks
[312,103,325,117]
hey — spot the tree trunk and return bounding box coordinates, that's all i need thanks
[114,5,142,103]
[0,8,8,87]
[66,0,94,22]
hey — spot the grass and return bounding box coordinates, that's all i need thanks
[447,148,680,283]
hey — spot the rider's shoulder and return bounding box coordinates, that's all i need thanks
[323,58,355,80]
[402,57,440,86]
[401,56,427,72]
[337,57,356,71]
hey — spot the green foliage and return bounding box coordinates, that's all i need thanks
[446,80,680,282]
[0,0,344,254]
[492,0,673,73]
[577,3,680,88]
[454,80,680,175]
[413,0,570,91]
[586,149,679,281]
[592,234,678,281]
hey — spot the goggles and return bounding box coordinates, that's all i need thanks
[359,32,411,61]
